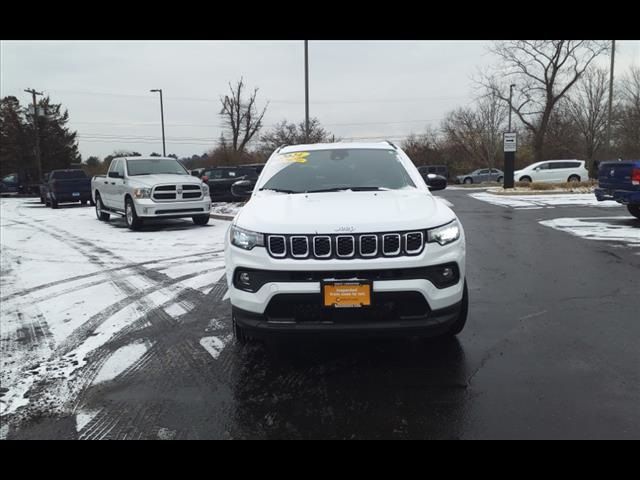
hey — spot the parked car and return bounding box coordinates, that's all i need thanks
[514,160,588,184]
[91,156,211,229]
[0,173,21,195]
[189,167,206,178]
[41,169,92,208]
[594,159,640,219]
[456,168,504,184]
[204,165,261,202]
[224,142,467,344]
[418,165,449,180]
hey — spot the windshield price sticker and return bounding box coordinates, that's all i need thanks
[277,152,310,163]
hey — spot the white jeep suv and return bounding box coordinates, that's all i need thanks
[224,142,467,343]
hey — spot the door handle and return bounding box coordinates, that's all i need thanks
[111,182,115,185]
[104,181,108,184]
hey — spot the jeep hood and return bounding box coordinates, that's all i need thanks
[235,189,456,234]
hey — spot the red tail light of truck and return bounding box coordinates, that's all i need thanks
[632,167,640,186]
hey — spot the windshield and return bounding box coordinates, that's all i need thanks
[259,148,415,194]
[126,159,188,176]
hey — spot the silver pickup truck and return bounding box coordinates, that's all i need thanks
[91,156,211,229]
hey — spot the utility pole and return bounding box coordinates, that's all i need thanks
[150,89,166,156]
[606,40,616,160]
[304,40,310,143]
[24,88,44,181]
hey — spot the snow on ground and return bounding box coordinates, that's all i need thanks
[210,202,244,217]
[0,198,229,418]
[540,217,640,248]
[469,191,621,210]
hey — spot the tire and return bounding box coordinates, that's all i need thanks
[497,176,504,184]
[232,308,248,345]
[50,198,59,209]
[39,195,44,204]
[463,177,473,185]
[125,197,143,230]
[628,205,640,220]
[519,176,532,183]
[192,214,210,226]
[95,194,110,221]
[443,280,468,337]
[568,175,580,183]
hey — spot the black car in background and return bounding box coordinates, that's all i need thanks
[0,173,21,195]
[41,169,92,208]
[204,164,264,202]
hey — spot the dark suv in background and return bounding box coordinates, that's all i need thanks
[204,164,264,202]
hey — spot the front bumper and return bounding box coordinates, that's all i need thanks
[595,188,640,205]
[133,197,211,218]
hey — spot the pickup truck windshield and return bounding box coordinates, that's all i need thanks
[126,159,188,176]
[259,148,416,194]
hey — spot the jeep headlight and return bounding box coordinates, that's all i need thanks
[133,188,152,199]
[427,219,460,246]
[230,224,264,250]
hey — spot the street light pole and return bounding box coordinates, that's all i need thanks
[606,40,616,159]
[150,89,166,156]
[25,88,44,181]
[304,40,310,143]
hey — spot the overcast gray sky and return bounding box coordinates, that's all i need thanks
[2,40,639,159]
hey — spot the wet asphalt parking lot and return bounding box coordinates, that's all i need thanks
[1,189,639,439]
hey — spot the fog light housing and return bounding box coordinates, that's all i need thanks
[441,267,454,278]
[239,272,251,285]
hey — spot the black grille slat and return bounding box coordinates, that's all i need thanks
[405,232,423,253]
[155,185,176,191]
[183,192,201,199]
[291,237,309,257]
[336,236,355,257]
[313,237,331,257]
[154,193,176,200]
[382,234,401,256]
[268,236,286,256]
[359,235,377,256]
[182,184,201,190]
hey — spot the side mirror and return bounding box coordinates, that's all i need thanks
[231,179,254,199]
[426,173,447,191]
[108,171,122,179]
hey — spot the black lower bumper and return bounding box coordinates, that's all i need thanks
[233,299,462,338]
[53,193,91,202]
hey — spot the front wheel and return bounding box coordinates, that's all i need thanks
[463,177,473,185]
[497,176,504,184]
[192,214,210,226]
[125,198,143,230]
[628,205,640,219]
[519,176,532,184]
[568,175,580,183]
[443,280,468,337]
[50,198,59,209]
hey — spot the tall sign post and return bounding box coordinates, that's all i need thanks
[504,84,516,189]
[503,132,517,188]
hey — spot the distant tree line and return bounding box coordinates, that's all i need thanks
[3,40,638,182]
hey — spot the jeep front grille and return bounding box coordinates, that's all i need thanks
[265,231,426,259]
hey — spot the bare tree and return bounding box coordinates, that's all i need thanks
[565,67,609,164]
[482,40,609,162]
[219,78,268,154]
[260,117,338,156]
[614,66,640,158]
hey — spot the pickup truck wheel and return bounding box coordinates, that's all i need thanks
[628,205,640,219]
[192,214,210,225]
[95,195,110,221]
[443,279,468,337]
[50,198,59,209]
[125,198,143,230]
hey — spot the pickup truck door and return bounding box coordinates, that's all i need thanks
[110,159,126,212]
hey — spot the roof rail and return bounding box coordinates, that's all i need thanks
[386,140,398,150]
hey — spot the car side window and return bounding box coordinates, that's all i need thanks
[109,160,119,173]
[2,174,17,183]
[116,161,125,177]
[479,169,489,174]
[538,163,550,170]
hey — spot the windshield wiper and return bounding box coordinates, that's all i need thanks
[259,187,298,194]
[304,186,391,193]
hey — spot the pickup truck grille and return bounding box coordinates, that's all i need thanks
[152,184,203,202]
[266,231,426,260]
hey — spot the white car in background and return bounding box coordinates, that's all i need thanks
[514,160,589,184]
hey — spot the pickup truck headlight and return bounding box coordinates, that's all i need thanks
[202,183,210,195]
[133,188,152,199]
[427,219,461,246]
[230,224,264,250]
